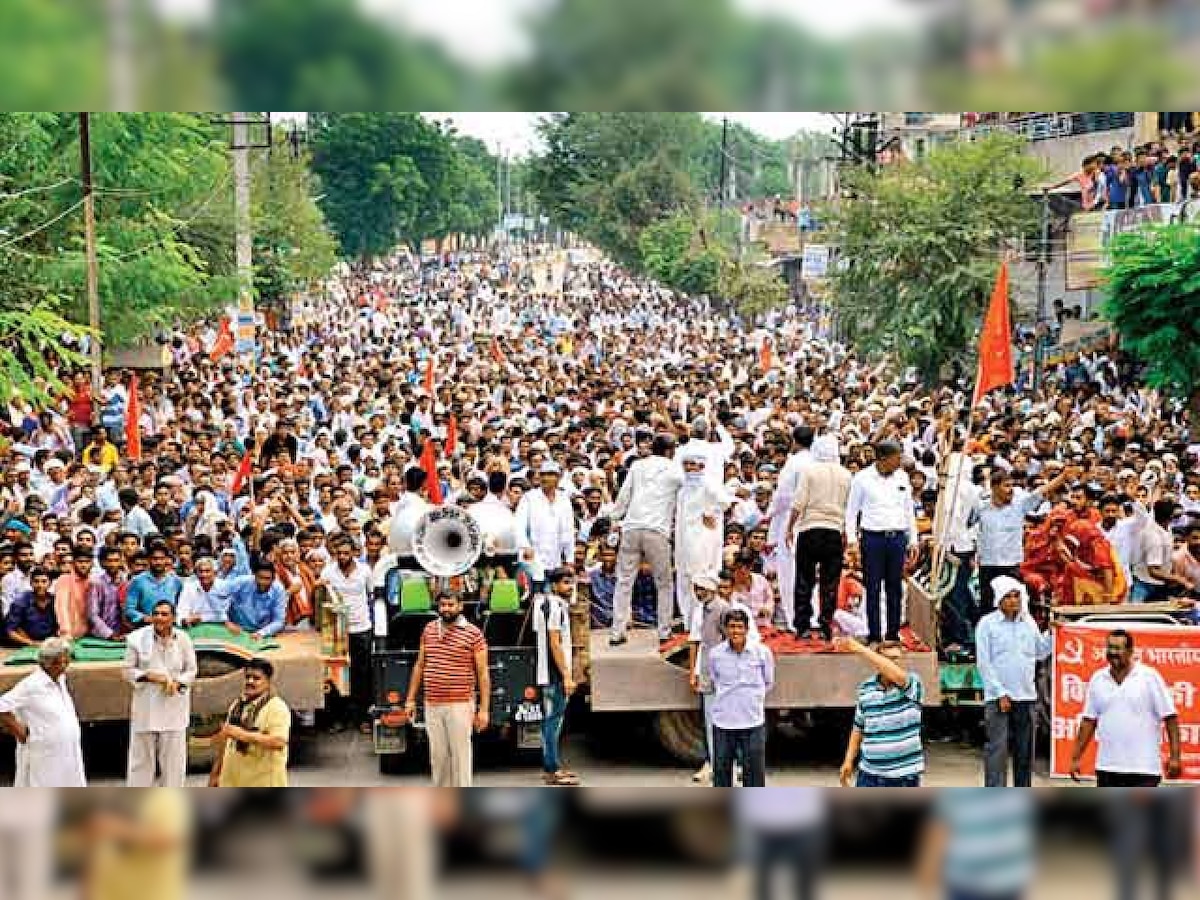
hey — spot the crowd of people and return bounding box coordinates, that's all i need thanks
[0,238,1197,788]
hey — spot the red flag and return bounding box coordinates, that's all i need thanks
[419,439,444,505]
[759,337,773,373]
[445,414,458,457]
[423,355,435,394]
[209,317,234,362]
[974,261,1014,404]
[230,451,253,496]
[123,374,142,460]
[490,338,506,367]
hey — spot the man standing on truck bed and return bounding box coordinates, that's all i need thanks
[404,590,491,787]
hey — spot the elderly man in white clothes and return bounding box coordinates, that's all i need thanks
[123,599,198,786]
[0,637,86,786]
[674,445,732,628]
[767,425,815,633]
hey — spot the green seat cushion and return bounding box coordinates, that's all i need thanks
[488,579,521,613]
[400,577,433,614]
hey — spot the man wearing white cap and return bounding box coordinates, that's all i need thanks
[514,460,576,589]
[674,446,731,627]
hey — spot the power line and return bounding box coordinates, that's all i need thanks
[0,178,75,203]
[0,198,86,252]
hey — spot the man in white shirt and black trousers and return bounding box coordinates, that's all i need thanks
[534,568,578,785]
[845,441,919,645]
[1071,628,1182,787]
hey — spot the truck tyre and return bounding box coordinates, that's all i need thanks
[669,804,732,865]
[653,710,706,767]
[188,713,225,772]
[379,752,417,776]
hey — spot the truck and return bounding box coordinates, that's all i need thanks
[0,630,326,770]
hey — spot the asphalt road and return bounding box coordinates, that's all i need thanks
[64,724,1048,788]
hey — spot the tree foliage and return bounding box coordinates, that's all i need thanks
[829,133,1043,381]
[0,112,336,401]
[309,113,497,260]
[1104,224,1200,409]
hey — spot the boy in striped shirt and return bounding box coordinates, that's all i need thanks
[837,637,925,787]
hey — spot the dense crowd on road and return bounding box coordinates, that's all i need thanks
[0,241,1196,788]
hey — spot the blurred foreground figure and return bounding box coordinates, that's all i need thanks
[920,789,1035,900]
[0,637,86,786]
[87,789,191,900]
[209,657,291,787]
[736,788,826,900]
[365,789,456,900]
[0,789,55,900]
[1105,789,1190,900]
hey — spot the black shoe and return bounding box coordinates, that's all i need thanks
[609,634,628,647]
[885,633,900,643]
[818,624,833,642]
[795,629,812,640]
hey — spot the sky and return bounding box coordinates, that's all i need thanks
[437,112,835,156]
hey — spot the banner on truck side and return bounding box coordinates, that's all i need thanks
[1051,621,1200,782]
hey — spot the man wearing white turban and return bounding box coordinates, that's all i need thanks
[674,447,732,626]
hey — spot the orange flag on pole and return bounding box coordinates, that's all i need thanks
[209,317,235,362]
[123,374,142,460]
[759,336,773,373]
[419,438,444,505]
[230,451,253,496]
[423,355,435,394]
[974,261,1014,404]
[490,338,505,367]
[445,414,458,457]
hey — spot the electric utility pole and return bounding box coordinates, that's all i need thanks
[79,113,102,393]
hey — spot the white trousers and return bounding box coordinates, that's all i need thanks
[127,729,188,787]
[365,792,437,900]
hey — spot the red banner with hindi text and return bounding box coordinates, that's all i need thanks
[1051,622,1200,781]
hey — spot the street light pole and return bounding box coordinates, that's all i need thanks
[79,113,102,394]
[1033,190,1051,392]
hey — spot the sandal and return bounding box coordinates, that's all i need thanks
[542,771,580,786]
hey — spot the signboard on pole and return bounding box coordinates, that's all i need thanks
[801,244,830,282]
[1051,622,1200,782]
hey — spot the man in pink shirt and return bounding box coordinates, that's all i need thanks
[54,548,95,640]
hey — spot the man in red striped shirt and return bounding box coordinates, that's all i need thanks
[404,591,490,787]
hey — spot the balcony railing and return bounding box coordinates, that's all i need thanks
[965,112,1135,142]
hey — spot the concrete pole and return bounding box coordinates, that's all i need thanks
[79,114,103,393]
[233,114,254,359]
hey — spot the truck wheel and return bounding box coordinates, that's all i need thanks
[188,713,225,772]
[653,710,706,768]
[379,752,415,776]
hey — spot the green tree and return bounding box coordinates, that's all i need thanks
[1104,224,1200,423]
[830,132,1042,382]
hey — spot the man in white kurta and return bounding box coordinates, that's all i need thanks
[122,600,198,787]
[514,462,576,585]
[674,447,731,627]
[0,637,86,786]
[767,426,814,632]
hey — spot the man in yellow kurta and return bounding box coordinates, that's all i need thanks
[209,657,291,787]
[87,788,190,900]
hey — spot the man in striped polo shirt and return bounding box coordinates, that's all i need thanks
[837,636,925,787]
[404,590,491,787]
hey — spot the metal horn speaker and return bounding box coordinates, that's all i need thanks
[412,505,483,577]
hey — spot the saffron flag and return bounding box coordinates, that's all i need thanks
[974,261,1014,404]
[423,355,434,394]
[759,337,773,373]
[230,451,253,496]
[445,414,458,457]
[123,374,142,460]
[490,338,506,367]
[419,438,444,505]
[209,317,235,362]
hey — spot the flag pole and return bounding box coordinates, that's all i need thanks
[930,253,1014,606]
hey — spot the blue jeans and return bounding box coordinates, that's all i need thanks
[942,550,976,647]
[856,771,921,787]
[540,681,568,774]
[862,531,907,642]
[713,724,767,787]
[1132,579,1169,603]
